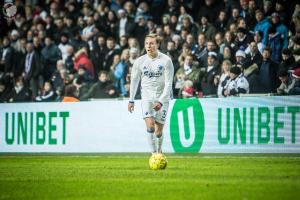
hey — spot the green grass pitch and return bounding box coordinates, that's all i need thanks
[0,154,299,199]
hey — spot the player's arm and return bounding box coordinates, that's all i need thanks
[158,58,174,104]
[128,59,141,112]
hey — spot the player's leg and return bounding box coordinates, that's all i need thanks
[144,117,156,153]
[154,102,169,153]
[154,122,164,153]
[142,101,156,153]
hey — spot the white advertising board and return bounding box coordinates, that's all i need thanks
[0,96,299,153]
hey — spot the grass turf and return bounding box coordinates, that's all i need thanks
[0,154,299,200]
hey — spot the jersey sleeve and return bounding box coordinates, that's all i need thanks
[129,59,141,101]
[158,58,174,103]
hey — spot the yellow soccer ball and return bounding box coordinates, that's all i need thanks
[149,153,168,170]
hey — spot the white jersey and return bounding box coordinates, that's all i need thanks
[227,74,250,96]
[130,51,174,103]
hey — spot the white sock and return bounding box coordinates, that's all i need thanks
[147,131,156,153]
[156,134,163,153]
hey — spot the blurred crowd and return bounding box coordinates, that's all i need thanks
[1,0,300,103]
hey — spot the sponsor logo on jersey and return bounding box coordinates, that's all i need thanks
[143,71,163,78]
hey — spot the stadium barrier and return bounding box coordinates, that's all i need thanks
[0,96,300,153]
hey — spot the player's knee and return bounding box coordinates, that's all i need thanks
[155,132,162,138]
[147,127,155,133]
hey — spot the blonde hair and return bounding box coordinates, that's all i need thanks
[145,33,160,44]
[222,60,232,73]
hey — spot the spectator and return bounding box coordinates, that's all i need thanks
[113,49,130,97]
[129,47,139,65]
[91,35,107,74]
[214,10,228,33]
[192,33,207,68]
[75,65,94,85]
[74,76,90,100]
[201,52,220,96]
[217,60,232,97]
[223,66,249,97]
[181,80,195,98]
[0,81,10,103]
[279,48,296,71]
[181,15,198,38]
[235,50,247,67]
[103,37,121,71]
[64,45,75,74]
[135,2,151,22]
[198,15,216,41]
[222,45,235,63]
[51,68,69,100]
[58,33,70,61]
[74,48,95,79]
[174,54,201,97]
[119,35,129,52]
[8,76,31,102]
[81,71,118,100]
[178,43,192,67]
[259,46,279,93]
[166,40,180,72]
[267,25,283,62]
[276,69,296,95]
[253,30,265,54]
[24,42,43,99]
[245,41,263,67]
[124,1,136,19]
[61,84,80,102]
[243,61,261,94]
[41,36,62,80]
[109,54,121,83]
[12,37,27,78]
[235,27,252,50]
[35,81,56,102]
[270,12,288,49]
[53,18,68,43]
[133,15,147,48]
[197,0,222,23]
[254,9,271,45]
[116,9,135,38]
[0,37,15,79]
[289,68,300,95]
[227,7,240,29]
[215,32,224,54]
[81,15,97,51]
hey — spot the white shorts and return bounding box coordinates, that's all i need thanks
[141,100,169,124]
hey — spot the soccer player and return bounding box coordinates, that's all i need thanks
[128,34,174,154]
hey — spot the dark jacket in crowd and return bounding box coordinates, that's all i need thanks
[259,59,279,93]
[41,44,62,79]
[279,56,296,71]
[8,86,31,102]
[0,45,15,74]
[81,81,118,99]
[289,80,300,95]
[244,63,261,93]
[24,51,43,81]
[91,45,107,73]
[201,65,219,96]
[0,87,10,103]
[246,51,263,68]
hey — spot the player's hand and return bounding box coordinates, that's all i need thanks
[128,102,134,113]
[153,102,162,111]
